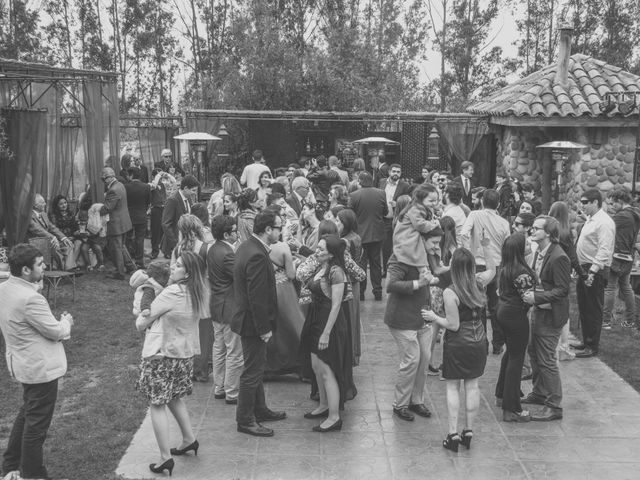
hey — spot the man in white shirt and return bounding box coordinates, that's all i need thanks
[442,184,467,240]
[573,189,616,358]
[0,244,73,480]
[240,150,271,189]
[459,189,510,354]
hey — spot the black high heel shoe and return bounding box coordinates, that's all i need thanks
[170,439,199,456]
[460,429,473,450]
[312,418,342,432]
[149,458,174,476]
[442,433,461,453]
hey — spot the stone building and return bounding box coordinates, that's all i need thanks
[467,26,640,213]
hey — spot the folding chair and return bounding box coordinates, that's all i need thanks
[28,237,76,309]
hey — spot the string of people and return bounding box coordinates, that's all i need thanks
[3,148,637,479]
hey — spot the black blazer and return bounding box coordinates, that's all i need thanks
[533,242,571,328]
[378,179,412,200]
[348,186,388,243]
[207,241,236,325]
[161,192,189,253]
[231,236,278,337]
[125,179,151,225]
[453,175,476,208]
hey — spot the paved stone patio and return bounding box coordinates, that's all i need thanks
[117,292,640,480]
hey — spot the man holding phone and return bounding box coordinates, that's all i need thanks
[0,244,74,480]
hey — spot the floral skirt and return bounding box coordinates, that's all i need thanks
[136,356,194,405]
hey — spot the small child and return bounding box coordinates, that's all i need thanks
[130,260,171,330]
[392,184,440,268]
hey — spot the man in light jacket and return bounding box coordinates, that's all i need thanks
[0,244,73,480]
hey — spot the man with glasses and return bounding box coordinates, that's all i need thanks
[232,210,286,437]
[155,148,184,176]
[573,189,615,357]
[203,215,243,402]
[522,216,570,421]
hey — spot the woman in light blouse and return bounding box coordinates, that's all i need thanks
[136,250,210,476]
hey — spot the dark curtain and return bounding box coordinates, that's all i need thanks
[0,109,47,246]
[138,127,168,177]
[80,81,106,202]
[58,126,80,197]
[438,120,489,174]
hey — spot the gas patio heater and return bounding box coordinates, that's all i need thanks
[174,131,221,197]
[353,136,400,174]
[536,140,587,206]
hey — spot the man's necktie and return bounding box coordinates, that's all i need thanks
[464,177,469,195]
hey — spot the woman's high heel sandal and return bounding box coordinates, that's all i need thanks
[443,433,461,453]
[149,458,174,476]
[460,429,473,450]
[170,439,199,456]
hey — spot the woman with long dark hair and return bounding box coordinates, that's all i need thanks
[422,247,495,452]
[495,233,537,422]
[300,234,357,431]
[135,250,210,476]
[236,188,261,242]
[50,194,82,270]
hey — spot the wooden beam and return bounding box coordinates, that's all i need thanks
[489,116,640,128]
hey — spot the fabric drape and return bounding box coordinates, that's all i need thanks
[138,127,169,178]
[0,109,48,246]
[59,126,80,198]
[80,82,106,202]
[437,120,489,174]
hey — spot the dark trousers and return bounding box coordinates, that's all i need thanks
[3,379,58,479]
[528,310,563,409]
[127,222,146,266]
[576,266,606,352]
[150,206,164,255]
[495,303,529,413]
[360,241,382,297]
[382,218,394,275]
[107,233,127,275]
[236,336,268,425]
[193,317,214,379]
[476,265,504,348]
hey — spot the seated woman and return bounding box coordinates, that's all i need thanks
[75,190,106,271]
[50,194,82,271]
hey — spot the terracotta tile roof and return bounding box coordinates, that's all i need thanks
[466,54,640,117]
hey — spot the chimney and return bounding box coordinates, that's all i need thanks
[555,22,574,86]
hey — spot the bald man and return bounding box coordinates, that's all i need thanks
[100,167,133,279]
[27,194,74,270]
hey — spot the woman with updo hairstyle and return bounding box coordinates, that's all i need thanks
[236,188,261,242]
[300,234,357,432]
[208,173,241,219]
[329,184,349,209]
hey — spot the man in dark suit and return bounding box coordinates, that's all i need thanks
[286,176,311,217]
[379,164,412,275]
[100,167,133,280]
[232,210,286,437]
[453,160,476,208]
[203,215,243,402]
[348,172,388,300]
[124,167,151,268]
[522,216,571,422]
[160,174,199,257]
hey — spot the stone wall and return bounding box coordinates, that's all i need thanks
[496,125,636,213]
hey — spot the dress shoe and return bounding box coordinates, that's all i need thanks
[304,409,329,419]
[503,410,531,422]
[408,403,432,418]
[570,342,586,350]
[149,458,174,476]
[255,409,287,422]
[442,432,460,452]
[393,406,415,421]
[170,439,199,456]
[106,272,125,280]
[521,393,545,405]
[575,347,597,358]
[312,418,342,432]
[531,406,563,422]
[237,422,274,437]
[214,392,226,399]
[225,398,238,405]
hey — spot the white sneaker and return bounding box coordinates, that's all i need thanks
[558,344,575,361]
[3,471,22,480]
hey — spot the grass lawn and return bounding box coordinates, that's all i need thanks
[0,272,147,480]
[568,279,640,393]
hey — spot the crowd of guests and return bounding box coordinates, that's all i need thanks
[3,147,640,479]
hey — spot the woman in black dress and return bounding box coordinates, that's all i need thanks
[300,234,357,432]
[422,247,495,452]
[494,233,536,422]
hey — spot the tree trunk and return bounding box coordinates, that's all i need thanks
[440,0,447,112]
